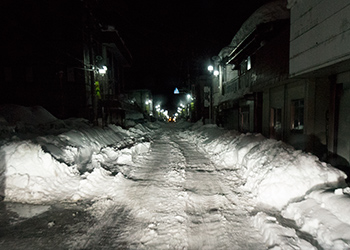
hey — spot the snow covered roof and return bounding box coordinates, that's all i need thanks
[220,0,289,58]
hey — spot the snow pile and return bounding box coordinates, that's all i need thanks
[184,125,346,210]
[0,105,155,203]
[0,141,80,202]
[0,104,58,126]
[0,104,93,140]
[281,189,350,249]
[0,138,151,203]
[185,123,350,249]
[253,212,316,249]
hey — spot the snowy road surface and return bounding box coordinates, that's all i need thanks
[0,127,267,249]
[76,129,267,249]
[1,111,350,249]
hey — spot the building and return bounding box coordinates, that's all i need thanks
[288,0,350,168]
[212,0,350,172]
[1,0,132,124]
[213,0,350,171]
[127,89,153,117]
[212,0,289,133]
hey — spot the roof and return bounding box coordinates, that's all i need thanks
[220,0,289,59]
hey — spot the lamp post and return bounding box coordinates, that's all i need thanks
[207,65,219,124]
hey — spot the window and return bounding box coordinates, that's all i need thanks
[290,99,304,132]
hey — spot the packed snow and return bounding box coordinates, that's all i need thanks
[0,105,350,249]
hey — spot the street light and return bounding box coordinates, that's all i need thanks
[98,66,107,75]
[208,65,214,73]
[213,70,219,76]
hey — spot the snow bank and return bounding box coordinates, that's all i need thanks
[281,189,350,249]
[186,123,350,249]
[0,138,152,203]
[0,141,80,202]
[0,104,57,126]
[0,105,155,203]
[185,125,347,210]
[253,212,317,249]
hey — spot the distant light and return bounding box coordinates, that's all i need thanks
[208,65,214,72]
[187,94,191,100]
[213,70,219,76]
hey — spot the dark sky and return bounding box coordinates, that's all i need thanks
[97,0,270,106]
[1,0,271,113]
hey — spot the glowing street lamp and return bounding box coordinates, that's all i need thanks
[208,65,214,73]
[213,70,219,76]
[98,65,107,75]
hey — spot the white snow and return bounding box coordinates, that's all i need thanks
[219,0,290,58]
[0,105,350,249]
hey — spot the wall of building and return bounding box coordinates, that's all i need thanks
[290,0,350,77]
[336,72,350,165]
[289,0,350,170]
[253,23,290,90]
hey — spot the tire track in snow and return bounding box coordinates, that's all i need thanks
[115,131,190,249]
[81,129,267,249]
[173,135,266,249]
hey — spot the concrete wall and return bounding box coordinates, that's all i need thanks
[290,0,350,77]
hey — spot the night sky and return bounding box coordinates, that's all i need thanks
[96,0,270,108]
[1,0,271,113]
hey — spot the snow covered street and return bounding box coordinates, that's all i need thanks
[70,129,267,249]
[1,105,350,249]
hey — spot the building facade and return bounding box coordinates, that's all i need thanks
[288,0,350,167]
[212,0,350,171]
[1,0,131,124]
[212,0,290,133]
